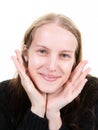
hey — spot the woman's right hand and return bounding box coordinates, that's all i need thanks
[11,49,46,118]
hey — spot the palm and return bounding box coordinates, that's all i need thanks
[47,61,90,113]
[11,50,46,109]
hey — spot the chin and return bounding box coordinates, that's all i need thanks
[34,81,63,94]
[37,85,60,94]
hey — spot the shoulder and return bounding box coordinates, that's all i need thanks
[0,79,11,94]
[80,75,98,107]
[85,75,98,92]
[87,75,98,85]
[0,79,12,106]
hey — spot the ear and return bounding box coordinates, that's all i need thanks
[22,45,28,62]
[24,55,28,62]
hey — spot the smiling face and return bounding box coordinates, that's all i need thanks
[24,23,78,93]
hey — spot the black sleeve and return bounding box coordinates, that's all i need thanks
[59,101,98,130]
[0,106,48,130]
[0,84,48,129]
[0,104,13,130]
[0,111,11,130]
[59,124,70,130]
[17,110,48,130]
[0,87,13,130]
[95,101,98,130]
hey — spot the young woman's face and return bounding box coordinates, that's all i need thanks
[25,23,78,93]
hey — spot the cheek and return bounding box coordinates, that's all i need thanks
[28,55,46,71]
[29,54,40,65]
[27,57,41,80]
[62,61,74,74]
[61,63,74,84]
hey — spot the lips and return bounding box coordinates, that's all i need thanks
[39,73,61,82]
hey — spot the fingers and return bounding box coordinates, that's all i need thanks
[11,49,28,86]
[15,49,23,66]
[72,78,87,94]
[11,50,25,73]
[11,50,35,93]
[70,60,91,82]
[11,50,46,110]
[69,60,91,94]
[63,60,91,104]
[78,67,91,81]
[72,67,90,93]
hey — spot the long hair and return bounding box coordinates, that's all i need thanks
[9,13,89,129]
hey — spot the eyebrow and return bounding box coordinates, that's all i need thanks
[34,45,48,49]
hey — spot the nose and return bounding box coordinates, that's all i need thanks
[46,55,58,72]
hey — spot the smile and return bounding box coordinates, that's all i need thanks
[39,73,61,82]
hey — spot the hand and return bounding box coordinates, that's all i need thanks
[11,49,46,117]
[46,60,91,122]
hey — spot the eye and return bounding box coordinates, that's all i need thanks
[39,49,46,53]
[60,53,70,59]
[37,49,47,55]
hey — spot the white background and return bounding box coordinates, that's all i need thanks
[0,0,98,81]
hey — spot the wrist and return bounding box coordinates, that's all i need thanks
[46,110,62,130]
[46,109,60,119]
[31,105,45,118]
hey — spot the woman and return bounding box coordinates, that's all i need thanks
[0,13,98,130]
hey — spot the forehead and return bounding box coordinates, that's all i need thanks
[32,23,78,50]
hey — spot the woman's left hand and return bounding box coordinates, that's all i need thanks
[46,61,91,129]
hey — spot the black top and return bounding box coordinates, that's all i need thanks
[0,76,98,130]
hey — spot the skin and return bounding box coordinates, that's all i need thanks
[25,23,77,94]
[12,23,91,130]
